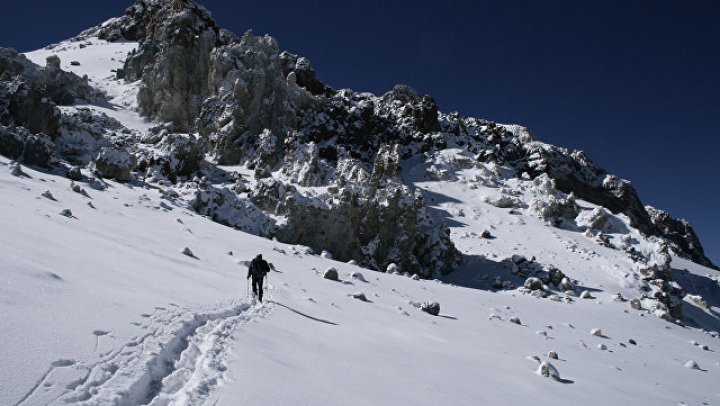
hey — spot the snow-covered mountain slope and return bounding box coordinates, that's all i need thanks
[2,158,719,406]
[1,1,720,405]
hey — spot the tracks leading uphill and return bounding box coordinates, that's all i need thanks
[18,299,273,406]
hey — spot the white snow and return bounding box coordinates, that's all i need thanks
[24,38,153,133]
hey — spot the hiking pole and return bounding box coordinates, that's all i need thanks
[246,278,250,300]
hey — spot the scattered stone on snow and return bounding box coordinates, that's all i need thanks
[590,328,603,337]
[181,247,197,258]
[580,290,593,299]
[67,165,82,181]
[350,292,368,302]
[537,361,561,380]
[323,267,339,281]
[684,360,701,370]
[350,271,366,282]
[41,190,55,200]
[509,316,521,325]
[421,301,440,316]
[9,161,22,176]
[548,351,559,360]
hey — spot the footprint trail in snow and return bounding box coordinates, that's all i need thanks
[17,299,273,406]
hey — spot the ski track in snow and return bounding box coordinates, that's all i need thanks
[17,298,274,406]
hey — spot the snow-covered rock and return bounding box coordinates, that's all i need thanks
[536,361,561,380]
[421,301,440,316]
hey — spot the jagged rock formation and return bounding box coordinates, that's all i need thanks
[646,206,713,269]
[198,31,314,164]
[0,48,99,167]
[101,0,220,131]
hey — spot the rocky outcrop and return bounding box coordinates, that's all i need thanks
[272,146,460,276]
[198,31,313,164]
[114,0,219,131]
[0,125,56,168]
[521,141,714,268]
[1,47,99,143]
[136,133,205,182]
[279,52,330,96]
[525,145,653,234]
[2,80,60,136]
[646,206,716,269]
[91,147,136,182]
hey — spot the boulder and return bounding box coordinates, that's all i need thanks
[537,361,561,380]
[92,147,136,182]
[421,301,440,316]
[351,292,368,302]
[323,268,339,281]
[67,165,82,181]
[524,277,544,291]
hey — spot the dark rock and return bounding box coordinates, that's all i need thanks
[23,134,56,167]
[323,268,339,281]
[0,125,25,159]
[646,206,716,270]
[381,85,440,134]
[0,125,55,167]
[46,55,61,70]
[67,165,82,181]
[4,81,60,136]
[421,301,440,316]
[351,292,368,301]
[91,147,136,182]
[279,51,330,96]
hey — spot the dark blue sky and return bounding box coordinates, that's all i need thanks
[2,1,718,265]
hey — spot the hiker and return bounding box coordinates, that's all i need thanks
[247,254,270,302]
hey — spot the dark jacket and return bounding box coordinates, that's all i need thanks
[248,256,270,279]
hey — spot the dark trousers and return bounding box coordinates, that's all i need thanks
[252,276,265,302]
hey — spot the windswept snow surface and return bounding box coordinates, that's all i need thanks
[1,38,719,406]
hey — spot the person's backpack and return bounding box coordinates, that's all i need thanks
[258,259,270,275]
[250,258,270,278]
